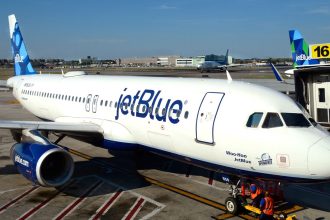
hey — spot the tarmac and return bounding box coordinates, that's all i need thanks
[0,72,329,219]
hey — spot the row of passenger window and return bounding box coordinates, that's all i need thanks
[22,89,118,108]
[21,89,189,119]
[22,89,87,103]
[247,112,311,128]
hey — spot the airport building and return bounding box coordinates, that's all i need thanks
[121,57,157,67]
[175,56,205,67]
[157,56,180,66]
[157,57,169,66]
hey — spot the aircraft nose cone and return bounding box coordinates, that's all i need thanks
[308,136,330,178]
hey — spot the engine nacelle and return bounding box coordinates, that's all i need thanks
[10,142,74,187]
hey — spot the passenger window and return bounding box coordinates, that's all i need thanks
[246,112,263,128]
[262,113,283,128]
[184,111,189,119]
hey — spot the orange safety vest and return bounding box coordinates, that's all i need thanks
[250,186,262,199]
[263,196,274,215]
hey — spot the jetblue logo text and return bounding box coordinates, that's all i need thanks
[296,54,311,61]
[15,154,29,167]
[115,89,183,124]
[14,54,24,63]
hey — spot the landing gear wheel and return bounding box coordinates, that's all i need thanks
[225,197,239,215]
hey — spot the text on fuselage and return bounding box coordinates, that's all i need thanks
[115,88,183,124]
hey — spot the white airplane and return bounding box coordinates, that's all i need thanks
[2,15,330,213]
[197,50,244,73]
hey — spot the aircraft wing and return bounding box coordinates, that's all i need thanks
[0,120,103,134]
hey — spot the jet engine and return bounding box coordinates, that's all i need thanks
[10,142,74,187]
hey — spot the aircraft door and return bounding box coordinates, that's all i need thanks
[92,95,99,113]
[314,75,330,123]
[85,94,92,112]
[196,92,224,144]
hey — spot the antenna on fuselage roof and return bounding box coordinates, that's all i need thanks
[226,70,232,82]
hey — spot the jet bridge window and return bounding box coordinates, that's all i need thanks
[281,113,311,127]
[262,113,283,128]
[246,112,263,128]
[319,88,326,102]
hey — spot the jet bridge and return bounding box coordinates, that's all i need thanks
[294,66,330,128]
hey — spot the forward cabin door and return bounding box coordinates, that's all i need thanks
[196,92,225,144]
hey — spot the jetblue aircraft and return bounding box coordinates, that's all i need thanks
[2,15,330,208]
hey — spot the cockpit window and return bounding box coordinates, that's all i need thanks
[246,112,263,128]
[262,113,283,128]
[281,113,311,127]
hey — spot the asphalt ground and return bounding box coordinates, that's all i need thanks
[0,82,329,219]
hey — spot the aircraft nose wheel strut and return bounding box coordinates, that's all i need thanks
[225,179,243,215]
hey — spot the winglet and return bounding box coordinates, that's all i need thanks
[270,63,284,82]
[226,70,232,82]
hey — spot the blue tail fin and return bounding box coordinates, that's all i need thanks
[289,29,320,68]
[225,49,229,65]
[8,14,36,76]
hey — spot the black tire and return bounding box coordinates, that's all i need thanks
[225,197,239,215]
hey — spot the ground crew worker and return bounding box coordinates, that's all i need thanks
[259,191,274,220]
[250,183,263,207]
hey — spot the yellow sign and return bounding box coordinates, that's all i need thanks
[310,43,330,59]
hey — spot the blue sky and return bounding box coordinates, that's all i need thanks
[0,0,330,60]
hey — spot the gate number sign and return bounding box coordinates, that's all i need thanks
[310,43,330,59]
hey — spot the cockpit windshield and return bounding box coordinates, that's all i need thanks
[281,113,311,127]
[246,112,263,128]
[262,113,283,128]
[247,112,312,128]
